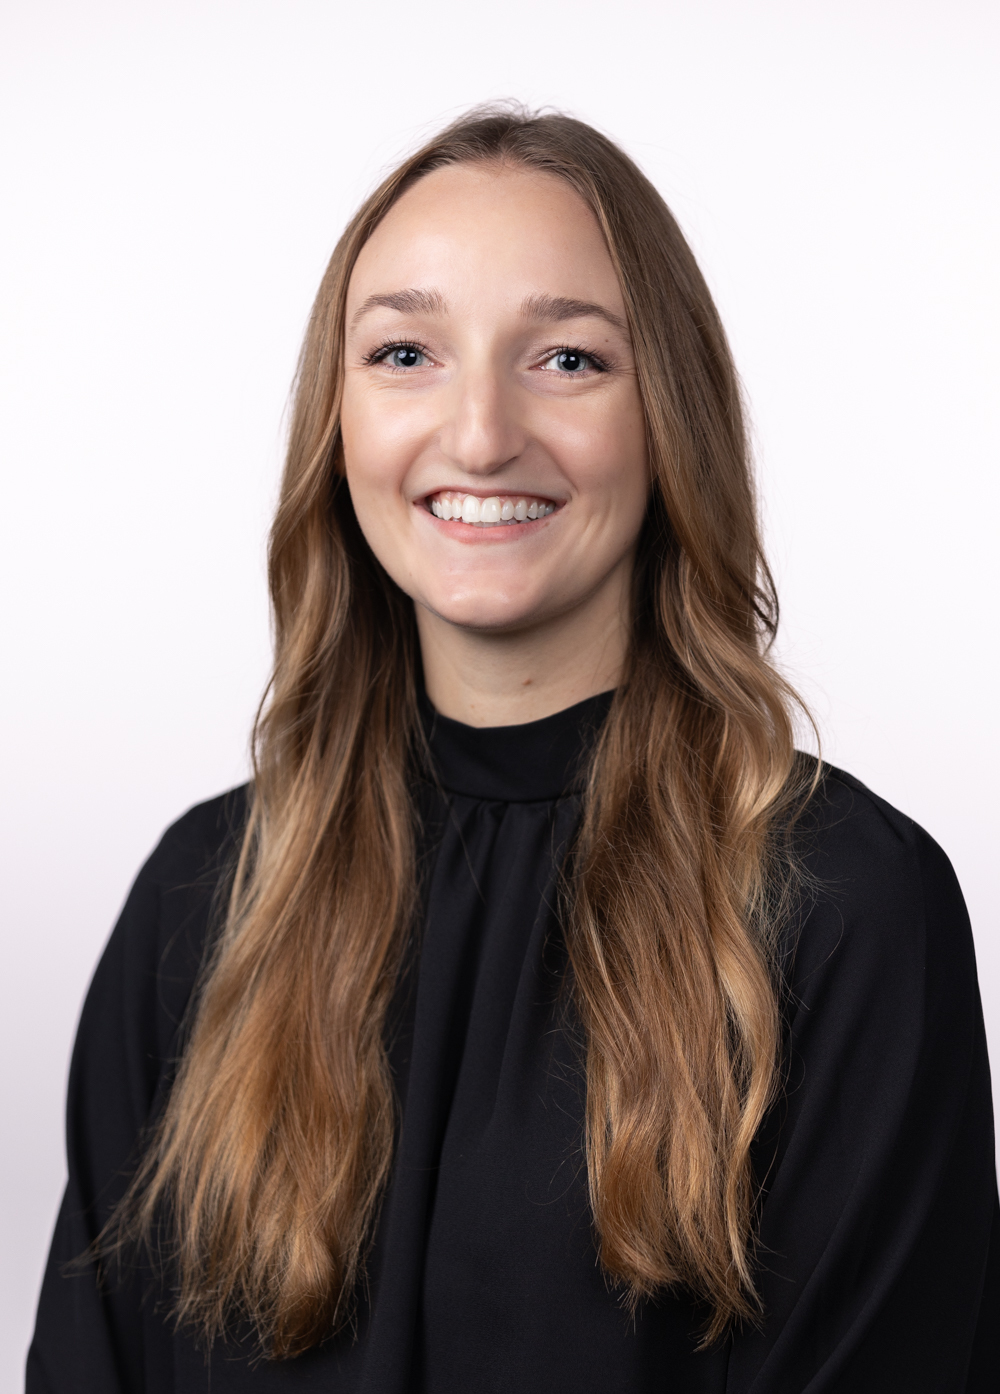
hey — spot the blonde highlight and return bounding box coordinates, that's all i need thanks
[117,103,816,1358]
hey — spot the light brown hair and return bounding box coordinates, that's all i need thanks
[121,104,814,1357]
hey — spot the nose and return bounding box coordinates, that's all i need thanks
[437,361,527,477]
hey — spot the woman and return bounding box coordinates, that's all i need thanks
[28,106,997,1392]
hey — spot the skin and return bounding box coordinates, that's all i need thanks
[340,162,650,727]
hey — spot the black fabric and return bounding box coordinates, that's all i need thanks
[28,692,998,1392]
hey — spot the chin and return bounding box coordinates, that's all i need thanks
[425,586,549,634]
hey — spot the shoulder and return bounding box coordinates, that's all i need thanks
[795,761,965,926]
[136,783,251,893]
[123,782,252,1006]
[74,786,252,1097]
[799,762,950,878]
[786,761,975,1033]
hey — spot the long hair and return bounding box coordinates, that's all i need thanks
[123,104,814,1357]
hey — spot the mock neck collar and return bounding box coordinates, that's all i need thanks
[420,690,615,803]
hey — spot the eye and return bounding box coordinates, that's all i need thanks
[369,342,428,371]
[539,348,603,374]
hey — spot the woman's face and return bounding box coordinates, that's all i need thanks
[340,163,649,636]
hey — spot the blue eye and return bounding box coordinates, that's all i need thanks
[540,349,600,374]
[383,344,425,369]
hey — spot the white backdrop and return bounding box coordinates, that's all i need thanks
[2,0,997,1385]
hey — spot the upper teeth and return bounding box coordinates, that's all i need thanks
[429,493,556,525]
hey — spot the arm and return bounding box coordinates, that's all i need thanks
[728,771,997,1393]
[26,791,243,1394]
[27,869,163,1393]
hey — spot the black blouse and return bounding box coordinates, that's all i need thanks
[28,693,999,1391]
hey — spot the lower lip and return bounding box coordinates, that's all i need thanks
[417,503,560,542]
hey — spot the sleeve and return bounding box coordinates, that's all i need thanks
[25,792,240,1394]
[726,772,998,1394]
[26,871,168,1394]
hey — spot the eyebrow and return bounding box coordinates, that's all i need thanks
[349,287,629,334]
[350,288,446,327]
[519,293,629,334]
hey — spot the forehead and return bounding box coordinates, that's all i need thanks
[346,163,624,315]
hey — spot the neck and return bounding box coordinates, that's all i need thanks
[415,568,630,728]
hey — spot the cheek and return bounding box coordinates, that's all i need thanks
[339,390,430,598]
[340,390,422,497]
[546,391,648,511]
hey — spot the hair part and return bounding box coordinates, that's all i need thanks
[116,101,816,1357]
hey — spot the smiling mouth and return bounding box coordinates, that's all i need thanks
[427,491,557,526]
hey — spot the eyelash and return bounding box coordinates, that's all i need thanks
[363,339,425,369]
[362,339,611,373]
[543,346,610,374]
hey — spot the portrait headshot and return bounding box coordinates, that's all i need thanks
[3,3,997,1391]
